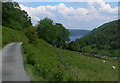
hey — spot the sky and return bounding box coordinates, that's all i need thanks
[18,0,119,30]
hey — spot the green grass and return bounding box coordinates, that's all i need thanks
[2,26,28,47]
[22,39,118,81]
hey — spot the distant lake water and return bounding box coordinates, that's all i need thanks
[70,35,83,41]
[69,29,90,42]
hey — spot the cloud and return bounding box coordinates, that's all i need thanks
[31,16,41,25]
[88,0,118,15]
[19,1,118,30]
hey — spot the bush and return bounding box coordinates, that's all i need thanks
[25,27,38,44]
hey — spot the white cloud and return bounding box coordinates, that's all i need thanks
[19,1,118,30]
[31,16,41,25]
[88,0,118,15]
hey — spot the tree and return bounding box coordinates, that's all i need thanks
[36,17,70,47]
[55,23,70,47]
[2,2,32,30]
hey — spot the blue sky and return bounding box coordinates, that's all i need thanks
[19,2,89,8]
[19,2,118,8]
[19,1,119,30]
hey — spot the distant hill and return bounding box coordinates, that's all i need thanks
[68,20,119,57]
[69,29,90,41]
[69,29,90,36]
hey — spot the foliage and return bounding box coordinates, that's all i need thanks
[36,17,70,47]
[2,2,32,30]
[68,20,120,57]
[25,27,38,44]
[67,41,80,51]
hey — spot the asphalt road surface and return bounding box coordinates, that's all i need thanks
[2,43,30,81]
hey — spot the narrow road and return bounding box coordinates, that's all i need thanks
[2,43,30,81]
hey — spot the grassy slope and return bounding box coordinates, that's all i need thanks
[22,39,118,81]
[2,26,28,47]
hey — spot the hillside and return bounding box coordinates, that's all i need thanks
[73,20,119,57]
[22,39,118,81]
[2,26,28,47]
[69,29,90,36]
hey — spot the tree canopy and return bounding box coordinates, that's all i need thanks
[36,17,70,47]
[2,2,32,30]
